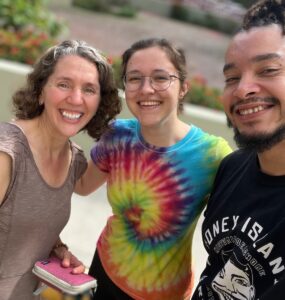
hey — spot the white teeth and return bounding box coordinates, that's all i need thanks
[239,105,265,115]
[62,111,82,120]
[139,101,160,106]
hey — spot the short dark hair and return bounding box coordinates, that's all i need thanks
[242,0,285,33]
[12,39,121,140]
[121,38,188,113]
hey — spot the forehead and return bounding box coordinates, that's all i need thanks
[53,55,98,75]
[127,46,175,72]
[225,25,285,68]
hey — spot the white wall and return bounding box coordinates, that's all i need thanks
[0,59,235,150]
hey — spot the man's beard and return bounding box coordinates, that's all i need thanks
[227,117,285,152]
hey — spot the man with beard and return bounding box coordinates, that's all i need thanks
[191,1,285,299]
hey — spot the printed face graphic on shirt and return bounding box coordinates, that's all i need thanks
[211,252,255,300]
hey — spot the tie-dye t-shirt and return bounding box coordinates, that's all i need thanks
[91,119,231,300]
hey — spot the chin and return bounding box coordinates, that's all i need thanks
[59,127,80,139]
[233,124,285,153]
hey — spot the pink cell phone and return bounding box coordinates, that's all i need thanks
[32,256,97,295]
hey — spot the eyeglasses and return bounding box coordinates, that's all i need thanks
[123,70,180,92]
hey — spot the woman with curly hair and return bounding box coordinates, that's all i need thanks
[0,39,121,300]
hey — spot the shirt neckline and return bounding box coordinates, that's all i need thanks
[135,121,196,153]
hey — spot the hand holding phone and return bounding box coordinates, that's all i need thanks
[33,256,97,295]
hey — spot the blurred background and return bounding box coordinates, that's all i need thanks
[0,0,253,299]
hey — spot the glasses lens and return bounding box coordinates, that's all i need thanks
[124,71,176,91]
[151,71,171,91]
[124,74,143,91]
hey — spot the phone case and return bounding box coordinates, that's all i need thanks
[32,256,97,295]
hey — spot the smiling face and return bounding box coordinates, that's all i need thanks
[40,55,101,138]
[222,24,285,151]
[124,46,188,130]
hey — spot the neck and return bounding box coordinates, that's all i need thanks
[15,118,69,157]
[140,120,190,147]
[258,141,285,176]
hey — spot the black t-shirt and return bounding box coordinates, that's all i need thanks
[191,149,285,300]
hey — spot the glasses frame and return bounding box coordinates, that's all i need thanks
[123,71,180,92]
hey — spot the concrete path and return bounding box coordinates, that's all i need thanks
[49,0,231,89]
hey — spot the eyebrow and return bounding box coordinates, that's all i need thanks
[53,76,99,86]
[126,69,168,74]
[223,53,282,73]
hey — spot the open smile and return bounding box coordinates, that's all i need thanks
[60,109,83,120]
[237,105,271,116]
[231,98,277,118]
[138,100,162,108]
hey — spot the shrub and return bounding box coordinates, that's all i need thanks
[0,0,65,65]
[109,56,124,88]
[232,0,255,8]
[71,0,109,12]
[0,0,64,38]
[113,5,137,18]
[169,4,239,35]
[170,4,189,22]
[72,0,137,18]
[0,28,56,65]
[186,74,223,111]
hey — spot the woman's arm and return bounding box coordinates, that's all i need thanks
[0,151,12,206]
[75,160,107,196]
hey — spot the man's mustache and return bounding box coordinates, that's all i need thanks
[230,97,279,114]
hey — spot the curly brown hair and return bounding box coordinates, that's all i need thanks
[121,38,188,113]
[242,0,285,33]
[12,40,121,140]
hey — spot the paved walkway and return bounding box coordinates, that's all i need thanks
[49,0,231,88]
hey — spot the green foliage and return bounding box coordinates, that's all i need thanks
[72,0,137,18]
[0,0,65,65]
[232,0,255,8]
[109,56,123,88]
[186,75,223,111]
[203,13,239,35]
[71,0,109,12]
[169,4,239,35]
[170,4,189,22]
[0,0,64,37]
[113,5,137,18]
[0,29,56,65]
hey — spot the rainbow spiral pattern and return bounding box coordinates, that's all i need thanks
[91,119,231,300]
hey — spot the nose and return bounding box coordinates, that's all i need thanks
[67,88,83,105]
[233,75,260,99]
[140,77,155,93]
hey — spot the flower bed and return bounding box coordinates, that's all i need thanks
[0,29,56,65]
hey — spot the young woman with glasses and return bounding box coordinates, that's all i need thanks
[75,38,232,300]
